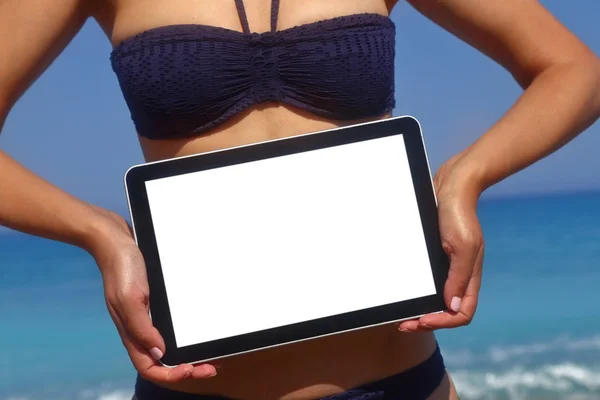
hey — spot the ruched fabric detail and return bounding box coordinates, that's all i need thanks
[110,2,396,139]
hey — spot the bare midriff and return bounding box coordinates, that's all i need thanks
[138,105,442,400]
[93,0,446,398]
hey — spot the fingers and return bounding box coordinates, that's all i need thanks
[442,228,482,313]
[110,302,218,382]
[117,288,166,360]
[108,290,218,383]
[397,243,483,332]
[417,255,482,330]
[124,329,216,382]
[397,319,424,332]
[402,156,485,334]
[120,321,195,383]
[191,363,219,379]
[98,236,218,383]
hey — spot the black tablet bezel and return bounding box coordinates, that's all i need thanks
[124,116,449,367]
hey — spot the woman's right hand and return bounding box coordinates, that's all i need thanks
[87,208,218,383]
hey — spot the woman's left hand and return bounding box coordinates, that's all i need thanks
[398,154,485,332]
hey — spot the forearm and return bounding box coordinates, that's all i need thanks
[0,148,110,252]
[456,58,600,194]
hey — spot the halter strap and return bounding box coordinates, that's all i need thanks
[270,0,280,32]
[234,0,280,34]
[234,0,251,34]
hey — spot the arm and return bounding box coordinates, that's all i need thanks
[0,0,215,381]
[408,0,600,196]
[0,0,102,248]
[398,0,600,331]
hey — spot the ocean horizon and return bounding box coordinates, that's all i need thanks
[2,189,600,400]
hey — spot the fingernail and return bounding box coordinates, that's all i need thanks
[150,347,163,360]
[418,322,432,329]
[450,296,462,313]
[205,365,217,377]
[398,327,410,332]
[184,368,194,378]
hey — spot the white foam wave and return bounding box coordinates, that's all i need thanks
[96,390,132,400]
[452,362,600,400]
[443,334,600,367]
[4,370,600,400]
[3,388,133,400]
[78,388,133,400]
[489,336,600,363]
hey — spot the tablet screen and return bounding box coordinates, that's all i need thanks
[144,133,437,349]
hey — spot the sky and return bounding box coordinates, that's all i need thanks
[0,0,599,219]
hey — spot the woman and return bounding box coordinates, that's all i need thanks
[1,0,599,399]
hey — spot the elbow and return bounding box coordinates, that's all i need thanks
[514,48,600,91]
[569,53,600,121]
[521,52,600,116]
[586,55,600,119]
[557,54,600,121]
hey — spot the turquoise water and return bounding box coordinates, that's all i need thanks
[2,191,600,400]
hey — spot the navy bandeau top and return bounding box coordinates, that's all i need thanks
[110,0,396,139]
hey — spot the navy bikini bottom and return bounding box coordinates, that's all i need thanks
[133,343,446,400]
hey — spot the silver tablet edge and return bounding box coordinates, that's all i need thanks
[158,309,445,368]
[122,115,444,368]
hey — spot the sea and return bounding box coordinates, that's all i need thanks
[2,190,600,400]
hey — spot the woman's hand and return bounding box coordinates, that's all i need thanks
[398,154,485,332]
[88,209,218,383]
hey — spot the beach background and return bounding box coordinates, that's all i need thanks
[1,1,600,399]
[3,190,600,400]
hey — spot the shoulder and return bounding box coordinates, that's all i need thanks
[0,0,91,110]
[405,0,598,86]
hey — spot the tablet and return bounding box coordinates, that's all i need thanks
[124,115,449,367]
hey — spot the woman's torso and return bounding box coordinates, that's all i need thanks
[92,0,442,398]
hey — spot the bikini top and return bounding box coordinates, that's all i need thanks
[110,0,396,139]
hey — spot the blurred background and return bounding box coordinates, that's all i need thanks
[1,1,599,399]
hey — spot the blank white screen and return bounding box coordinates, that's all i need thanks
[145,134,436,348]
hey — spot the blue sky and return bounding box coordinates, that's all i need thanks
[0,0,599,217]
